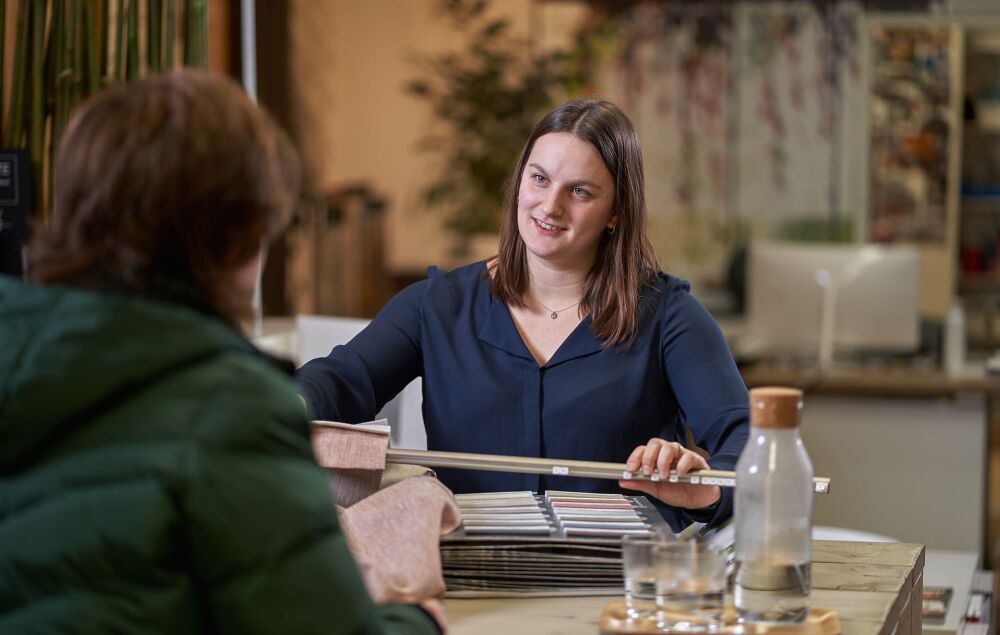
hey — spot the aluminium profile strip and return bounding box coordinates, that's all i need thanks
[385,448,831,494]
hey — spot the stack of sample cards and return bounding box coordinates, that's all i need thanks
[453,491,554,535]
[440,491,672,597]
[546,491,653,537]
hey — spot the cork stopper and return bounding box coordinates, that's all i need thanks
[749,387,803,429]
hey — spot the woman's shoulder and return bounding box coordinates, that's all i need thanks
[405,260,490,306]
[643,271,693,308]
[652,271,692,296]
[374,260,490,325]
[425,260,490,288]
[645,271,715,324]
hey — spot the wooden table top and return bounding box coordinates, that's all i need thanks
[444,540,925,635]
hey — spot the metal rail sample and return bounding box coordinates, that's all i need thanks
[386,448,831,494]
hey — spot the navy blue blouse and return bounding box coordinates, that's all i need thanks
[296,261,749,530]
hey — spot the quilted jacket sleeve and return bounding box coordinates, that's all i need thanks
[178,359,440,635]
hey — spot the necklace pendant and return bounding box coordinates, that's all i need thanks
[550,312,558,319]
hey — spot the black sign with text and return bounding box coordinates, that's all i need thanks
[0,150,32,278]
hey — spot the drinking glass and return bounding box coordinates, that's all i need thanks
[622,533,671,623]
[654,539,728,633]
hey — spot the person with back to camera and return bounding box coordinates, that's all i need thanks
[0,69,445,634]
[297,97,750,531]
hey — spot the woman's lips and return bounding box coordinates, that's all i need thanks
[533,217,564,233]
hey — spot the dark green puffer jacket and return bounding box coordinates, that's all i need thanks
[0,277,438,635]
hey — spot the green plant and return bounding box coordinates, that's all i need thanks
[406,0,582,250]
[2,0,208,224]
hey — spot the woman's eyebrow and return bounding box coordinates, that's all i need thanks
[526,163,604,191]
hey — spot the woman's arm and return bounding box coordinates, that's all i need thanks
[296,281,426,423]
[620,285,749,527]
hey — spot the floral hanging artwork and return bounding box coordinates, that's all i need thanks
[573,1,863,287]
[741,3,861,202]
[575,2,734,278]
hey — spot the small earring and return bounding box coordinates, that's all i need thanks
[607,225,616,236]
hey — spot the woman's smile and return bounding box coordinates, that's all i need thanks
[532,217,566,233]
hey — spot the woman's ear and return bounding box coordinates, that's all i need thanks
[607,213,619,233]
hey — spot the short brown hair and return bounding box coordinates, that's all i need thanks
[491,98,659,347]
[29,69,301,323]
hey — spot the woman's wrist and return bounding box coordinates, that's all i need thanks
[687,487,722,518]
[694,498,721,512]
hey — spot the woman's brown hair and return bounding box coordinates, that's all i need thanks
[490,98,659,347]
[29,69,301,324]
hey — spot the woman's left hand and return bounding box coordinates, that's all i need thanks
[617,437,721,511]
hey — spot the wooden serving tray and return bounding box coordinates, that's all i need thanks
[599,601,841,635]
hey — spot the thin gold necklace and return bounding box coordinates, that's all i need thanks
[532,296,580,320]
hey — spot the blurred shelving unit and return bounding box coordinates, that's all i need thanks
[285,184,394,319]
[865,18,964,322]
[865,16,1000,351]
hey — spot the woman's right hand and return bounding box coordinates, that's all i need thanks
[618,437,721,511]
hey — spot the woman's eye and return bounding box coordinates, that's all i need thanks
[531,174,546,184]
[573,187,591,198]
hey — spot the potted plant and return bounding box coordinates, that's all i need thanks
[406,0,583,257]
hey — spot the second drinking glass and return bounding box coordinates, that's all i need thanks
[653,539,729,633]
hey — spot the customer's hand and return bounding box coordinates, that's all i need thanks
[419,598,448,633]
[618,437,721,511]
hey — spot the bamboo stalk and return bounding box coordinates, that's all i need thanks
[184,0,205,68]
[64,3,75,124]
[125,0,137,80]
[29,0,43,219]
[99,0,108,81]
[6,0,30,148]
[197,0,207,67]
[72,0,84,105]
[115,0,125,80]
[47,0,66,230]
[163,0,174,68]
[56,0,73,141]
[84,0,99,94]
[43,0,63,112]
[148,0,161,73]
[182,0,190,65]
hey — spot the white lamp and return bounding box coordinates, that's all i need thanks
[813,247,883,371]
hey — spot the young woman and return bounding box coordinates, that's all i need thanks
[297,98,749,531]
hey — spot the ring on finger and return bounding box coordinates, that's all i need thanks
[674,442,684,454]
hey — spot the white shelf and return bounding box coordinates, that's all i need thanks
[924,549,981,635]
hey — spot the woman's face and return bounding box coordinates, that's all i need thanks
[516,132,617,270]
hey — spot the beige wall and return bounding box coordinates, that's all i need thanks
[286,0,585,274]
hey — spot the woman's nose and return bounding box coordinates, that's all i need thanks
[541,189,563,215]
